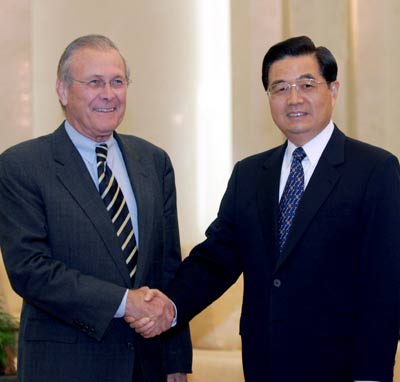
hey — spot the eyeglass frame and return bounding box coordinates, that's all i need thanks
[70,77,131,91]
[266,77,330,98]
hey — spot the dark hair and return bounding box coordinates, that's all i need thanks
[261,36,337,91]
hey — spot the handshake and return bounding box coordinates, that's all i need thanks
[124,287,175,338]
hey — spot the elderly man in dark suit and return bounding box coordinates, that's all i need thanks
[0,34,191,382]
[131,36,400,382]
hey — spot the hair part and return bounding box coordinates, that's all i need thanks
[57,34,130,85]
[261,36,338,91]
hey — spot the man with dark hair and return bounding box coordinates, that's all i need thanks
[131,36,400,382]
[0,34,191,382]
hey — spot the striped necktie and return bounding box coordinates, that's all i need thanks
[278,147,306,252]
[96,144,137,279]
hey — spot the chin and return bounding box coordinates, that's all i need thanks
[286,125,308,134]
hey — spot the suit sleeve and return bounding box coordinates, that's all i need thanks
[353,154,400,381]
[0,149,126,341]
[167,163,243,325]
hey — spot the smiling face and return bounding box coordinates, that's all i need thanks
[56,47,128,142]
[268,54,339,146]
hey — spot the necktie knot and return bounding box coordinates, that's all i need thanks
[96,144,108,165]
[292,147,306,162]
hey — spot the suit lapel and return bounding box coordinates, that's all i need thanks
[257,145,286,256]
[51,125,132,287]
[276,127,345,269]
[115,134,154,288]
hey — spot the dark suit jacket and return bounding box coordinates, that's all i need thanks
[168,127,400,382]
[0,123,192,382]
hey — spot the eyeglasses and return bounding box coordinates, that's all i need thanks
[71,77,130,91]
[267,78,327,98]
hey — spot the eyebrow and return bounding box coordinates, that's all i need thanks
[270,73,318,86]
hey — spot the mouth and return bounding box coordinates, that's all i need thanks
[287,111,307,118]
[93,107,117,113]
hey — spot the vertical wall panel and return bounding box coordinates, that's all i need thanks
[355,0,400,156]
[231,0,283,163]
[0,1,32,153]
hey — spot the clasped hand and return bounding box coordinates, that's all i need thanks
[124,287,174,338]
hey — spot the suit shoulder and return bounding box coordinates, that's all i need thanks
[0,134,52,163]
[235,145,283,168]
[115,133,174,174]
[345,136,397,162]
[116,134,167,156]
[0,135,56,186]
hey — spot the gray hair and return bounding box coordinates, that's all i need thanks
[57,34,130,85]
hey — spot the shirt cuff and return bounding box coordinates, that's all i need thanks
[170,299,177,327]
[114,289,128,318]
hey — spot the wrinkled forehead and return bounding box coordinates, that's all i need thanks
[68,47,127,77]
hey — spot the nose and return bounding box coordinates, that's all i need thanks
[287,84,303,104]
[98,82,115,99]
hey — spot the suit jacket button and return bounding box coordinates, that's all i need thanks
[273,278,281,288]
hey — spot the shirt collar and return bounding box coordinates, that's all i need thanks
[285,121,334,167]
[64,120,115,164]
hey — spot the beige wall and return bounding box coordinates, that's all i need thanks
[2,0,400,315]
[0,1,32,154]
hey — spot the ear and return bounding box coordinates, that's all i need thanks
[329,80,339,107]
[56,79,69,107]
[329,80,339,99]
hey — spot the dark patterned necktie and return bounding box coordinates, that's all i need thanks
[278,147,306,252]
[96,144,137,279]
